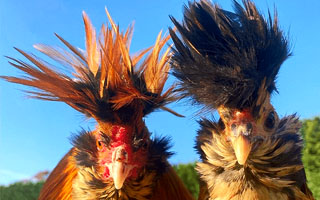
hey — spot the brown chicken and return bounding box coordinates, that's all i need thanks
[169,0,314,199]
[2,10,194,200]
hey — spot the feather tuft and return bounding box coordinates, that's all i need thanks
[83,11,100,76]
[170,0,290,110]
[2,9,180,123]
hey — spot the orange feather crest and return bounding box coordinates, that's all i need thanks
[2,9,179,122]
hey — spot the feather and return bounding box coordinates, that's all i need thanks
[2,9,182,122]
[171,1,314,199]
[3,8,190,200]
[151,165,195,200]
[105,8,132,73]
[83,11,100,76]
[54,33,87,63]
[39,149,78,200]
[196,116,314,199]
[170,0,290,110]
[143,31,172,94]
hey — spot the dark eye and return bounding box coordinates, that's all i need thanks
[133,139,148,152]
[264,111,275,130]
[141,141,148,150]
[99,131,111,147]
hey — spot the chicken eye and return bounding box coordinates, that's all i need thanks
[96,140,103,151]
[133,139,148,152]
[142,141,148,151]
[264,111,275,130]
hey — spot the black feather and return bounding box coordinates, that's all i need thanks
[147,136,173,174]
[170,0,290,110]
[70,129,98,167]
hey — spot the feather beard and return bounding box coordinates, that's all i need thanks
[196,115,313,199]
[71,131,173,200]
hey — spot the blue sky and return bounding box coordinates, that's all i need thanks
[0,0,320,185]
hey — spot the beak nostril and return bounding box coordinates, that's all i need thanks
[231,122,253,137]
[114,147,128,162]
[116,157,122,162]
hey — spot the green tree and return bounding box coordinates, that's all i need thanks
[0,181,44,200]
[173,162,200,198]
[301,117,320,199]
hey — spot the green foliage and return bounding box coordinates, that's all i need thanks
[301,117,320,199]
[173,162,200,198]
[0,181,44,200]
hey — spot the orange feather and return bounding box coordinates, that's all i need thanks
[83,11,99,76]
[151,165,195,200]
[38,149,78,200]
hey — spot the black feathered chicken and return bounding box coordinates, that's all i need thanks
[169,0,315,199]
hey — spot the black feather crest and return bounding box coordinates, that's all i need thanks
[170,0,290,110]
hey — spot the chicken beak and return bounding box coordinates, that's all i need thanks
[230,122,253,165]
[112,161,132,189]
[232,135,251,165]
[109,146,134,190]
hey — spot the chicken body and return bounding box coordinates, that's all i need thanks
[2,10,194,200]
[196,105,313,200]
[39,128,190,200]
[169,0,314,199]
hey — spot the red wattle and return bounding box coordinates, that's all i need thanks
[103,167,110,178]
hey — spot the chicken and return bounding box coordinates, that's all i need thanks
[169,0,314,199]
[2,10,194,200]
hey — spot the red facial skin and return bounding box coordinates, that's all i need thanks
[231,109,253,126]
[226,109,256,136]
[96,125,148,181]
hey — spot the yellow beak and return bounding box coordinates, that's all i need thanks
[232,134,251,165]
[108,146,134,190]
[112,161,134,189]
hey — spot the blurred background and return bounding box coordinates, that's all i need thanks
[0,0,319,199]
